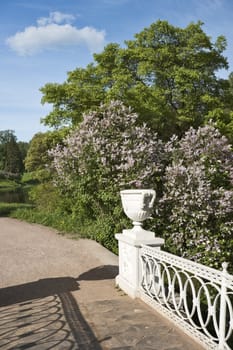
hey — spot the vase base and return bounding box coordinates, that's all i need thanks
[122,227,155,240]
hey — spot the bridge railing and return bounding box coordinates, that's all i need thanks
[140,245,233,350]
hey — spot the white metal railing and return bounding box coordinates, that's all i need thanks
[140,245,233,350]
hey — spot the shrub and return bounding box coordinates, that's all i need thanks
[156,123,233,270]
[49,100,165,242]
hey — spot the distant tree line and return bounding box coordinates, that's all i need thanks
[0,130,28,177]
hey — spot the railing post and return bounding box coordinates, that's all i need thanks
[115,231,164,299]
[218,262,228,350]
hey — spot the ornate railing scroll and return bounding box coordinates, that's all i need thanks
[140,245,233,350]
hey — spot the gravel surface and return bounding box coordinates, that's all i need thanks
[0,217,204,350]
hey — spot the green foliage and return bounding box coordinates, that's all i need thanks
[21,172,38,185]
[155,123,233,271]
[0,170,21,181]
[48,101,164,251]
[4,137,24,173]
[28,181,65,212]
[40,20,232,141]
[11,207,74,231]
[20,101,163,252]
[11,204,124,253]
[14,20,233,265]
[0,179,20,191]
[0,130,16,163]
[20,102,233,267]
[0,203,32,216]
[77,215,120,254]
[24,129,67,181]
[10,180,80,233]
[0,130,24,174]
[17,141,29,162]
[40,64,106,128]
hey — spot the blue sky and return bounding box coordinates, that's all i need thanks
[1,0,233,142]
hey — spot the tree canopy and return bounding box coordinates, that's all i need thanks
[0,130,24,174]
[24,130,66,180]
[40,20,232,141]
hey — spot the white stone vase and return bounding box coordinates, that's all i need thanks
[120,189,156,239]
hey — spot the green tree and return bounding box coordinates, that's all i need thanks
[0,130,14,170]
[24,130,66,180]
[23,130,67,218]
[40,63,106,128]
[18,141,29,163]
[4,135,23,173]
[40,21,231,140]
[0,130,24,174]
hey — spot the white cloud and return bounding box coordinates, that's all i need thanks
[6,11,106,56]
[37,11,76,26]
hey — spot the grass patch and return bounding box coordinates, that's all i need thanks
[0,203,33,216]
[0,179,21,191]
[11,208,80,234]
[12,207,119,254]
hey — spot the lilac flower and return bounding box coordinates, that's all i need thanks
[157,123,233,269]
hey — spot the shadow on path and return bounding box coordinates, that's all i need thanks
[0,277,79,308]
[0,265,117,350]
[77,264,118,281]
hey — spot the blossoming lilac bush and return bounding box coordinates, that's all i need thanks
[49,101,164,250]
[157,124,233,270]
[48,101,232,268]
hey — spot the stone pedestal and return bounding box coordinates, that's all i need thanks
[115,230,164,298]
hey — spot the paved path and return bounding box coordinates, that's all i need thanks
[0,217,203,350]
